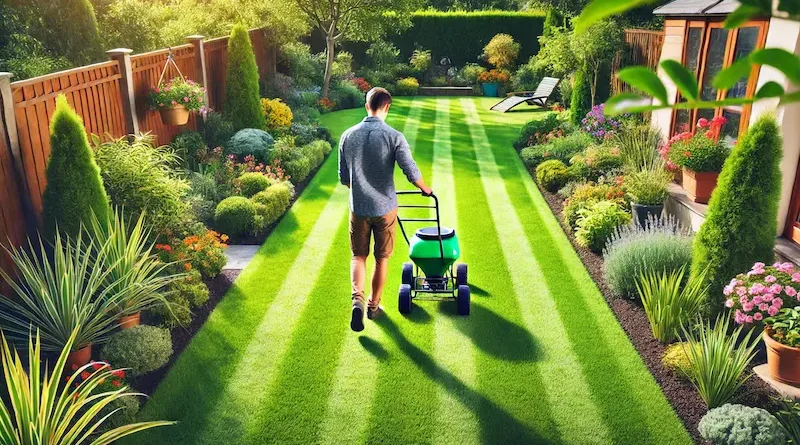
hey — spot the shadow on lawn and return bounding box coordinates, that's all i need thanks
[359,336,390,361]
[372,315,554,444]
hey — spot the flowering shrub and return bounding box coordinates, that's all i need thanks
[349,76,371,93]
[70,361,126,388]
[581,104,624,140]
[147,77,205,111]
[156,229,228,279]
[563,181,626,228]
[726,262,798,325]
[664,116,729,173]
[394,77,420,96]
[316,97,336,113]
[260,98,293,132]
[478,69,511,84]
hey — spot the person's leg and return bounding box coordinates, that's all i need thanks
[370,257,390,306]
[368,208,397,314]
[349,213,371,332]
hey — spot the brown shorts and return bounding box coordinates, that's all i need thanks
[350,208,397,259]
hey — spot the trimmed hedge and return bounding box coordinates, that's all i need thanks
[691,114,782,314]
[535,159,570,192]
[215,196,256,238]
[100,325,173,378]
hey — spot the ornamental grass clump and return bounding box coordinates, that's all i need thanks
[636,265,708,343]
[624,167,672,205]
[563,181,626,229]
[699,404,786,445]
[613,123,664,171]
[603,215,693,299]
[682,315,760,408]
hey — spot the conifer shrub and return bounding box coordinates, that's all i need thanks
[570,64,592,127]
[224,24,265,131]
[691,114,782,313]
[42,95,109,238]
[227,129,274,162]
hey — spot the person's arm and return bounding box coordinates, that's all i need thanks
[395,133,432,196]
[338,132,350,188]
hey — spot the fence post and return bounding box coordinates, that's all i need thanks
[187,35,209,105]
[106,48,139,135]
[0,72,37,235]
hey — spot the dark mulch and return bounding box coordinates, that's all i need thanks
[132,269,241,396]
[537,180,775,444]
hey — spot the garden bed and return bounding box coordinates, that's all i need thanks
[535,179,775,444]
[418,86,474,96]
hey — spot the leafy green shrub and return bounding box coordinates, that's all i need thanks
[331,81,365,110]
[571,143,624,181]
[96,394,140,434]
[569,64,592,127]
[520,132,594,168]
[315,126,333,144]
[692,114,782,313]
[483,33,520,69]
[513,113,560,150]
[235,172,272,198]
[772,399,800,445]
[252,182,294,233]
[366,40,400,69]
[683,316,760,408]
[100,325,173,378]
[261,98,293,133]
[394,77,420,96]
[280,42,324,89]
[624,168,672,205]
[94,133,188,235]
[511,56,543,92]
[42,95,109,239]
[636,266,708,343]
[227,129,275,163]
[409,49,431,72]
[461,63,487,87]
[189,171,218,202]
[603,216,693,299]
[170,131,206,168]
[662,342,693,379]
[273,138,312,184]
[215,196,256,238]
[187,195,215,225]
[575,200,630,252]
[285,157,312,184]
[151,269,208,328]
[225,24,265,131]
[563,182,625,228]
[699,404,785,445]
[291,122,316,146]
[13,0,102,65]
[302,140,332,169]
[535,159,570,192]
[201,111,235,149]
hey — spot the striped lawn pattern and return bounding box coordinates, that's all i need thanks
[129,97,692,445]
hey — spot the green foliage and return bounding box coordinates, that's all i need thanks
[772,398,800,445]
[535,25,577,79]
[95,0,167,52]
[570,20,624,104]
[513,113,560,150]
[511,56,544,92]
[151,269,209,328]
[562,182,625,228]
[389,11,545,67]
[215,196,256,238]
[668,133,730,173]
[662,342,693,379]
[0,330,172,444]
[603,216,693,299]
[42,95,109,239]
[572,143,624,181]
[683,316,760,408]
[575,200,630,252]
[535,159,571,192]
[290,123,316,146]
[482,33,520,69]
[692,114,782,314]
[252,182,294,233]
[0,4,71,80]
[261,98,293,133]
[409,49,432,72]
[765,306,800,348]
[624,167,672,205]
[101,325,173,378]
[236,172,272,198]
[394,77,420,96]
[366,40,400,70]
[636,266,708,344]
[227,129,275,163]
[520,132,594,169]
[570,64,592,127]
[699,404,786,445]
[330,81,366,110]
[170,131,207,169]
[93,133,189,236]
[280,42,324,89]
[613,123,664,171]
[201,111,236,149]
[225,24,265,131]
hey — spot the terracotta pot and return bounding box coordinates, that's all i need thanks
[630,202,664,227]
[66,344,92,370]
[158,105,190,126]
[119,311,141,329]
[764,329,800,385]
[681,167,718,204]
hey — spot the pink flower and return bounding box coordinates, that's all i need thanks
[746,315,754,323]
[765,275,777,283]
[725,299,735,308]
[753,296,763,305]
[697,118,710,128]
[768,306,780,316]
[759,303,769,312]
[763,293,774,302]
[723,286,733,296]
[753,262,766,270]
[184,97,190,102]
[749,284,765,295]
[773,297,784,308]
[754,312,763,321]
[792,272,800,282]
[740,296,750,305]
[779,262,796,273]
[736,286,747,296]
[171,100,177,105]
[734,310,746,324]
[743,302,755,312]
[770,284,784,294]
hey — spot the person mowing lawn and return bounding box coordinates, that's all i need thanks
[338,87,433,332]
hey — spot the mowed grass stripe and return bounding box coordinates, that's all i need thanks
[432,98,479,444]
[460,98,613,444]
[315,97,424,445]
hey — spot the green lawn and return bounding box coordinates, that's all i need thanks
[129,97,692,444]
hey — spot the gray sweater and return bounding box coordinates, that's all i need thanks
[338,116,421,217]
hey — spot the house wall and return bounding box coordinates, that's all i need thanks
[651,19,687,133]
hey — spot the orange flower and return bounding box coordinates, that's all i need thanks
[184,263,192,271]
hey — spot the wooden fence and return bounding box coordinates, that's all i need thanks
[0,28,276,255]
[612,29,665,95]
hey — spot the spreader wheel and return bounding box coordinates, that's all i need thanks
[402,262,414,286]
[399,284,412,314]
[456,263,468,286]
[457,285,470,316]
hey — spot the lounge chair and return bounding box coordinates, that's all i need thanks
[490,77,561,112]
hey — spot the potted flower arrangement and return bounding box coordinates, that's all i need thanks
[148,77,206,126]
[764,306,800,385]
[665,116,729,203]
[624,167,673,226]
[478,69,510,97]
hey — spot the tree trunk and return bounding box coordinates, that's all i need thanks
[591,67,598,108]
[322,34,335,98]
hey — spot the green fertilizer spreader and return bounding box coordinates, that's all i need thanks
[396,191,470,316]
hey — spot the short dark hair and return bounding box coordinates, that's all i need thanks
[366,87,392,111]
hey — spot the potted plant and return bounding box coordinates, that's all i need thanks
[148,77,206,126]
[624,167,672,226]
[666,116,729,203]
[478,69,510,97]
[764,306,800,385]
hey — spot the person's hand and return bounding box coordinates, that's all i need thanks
[420,185,433,197]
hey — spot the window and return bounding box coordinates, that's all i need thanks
[670,20,768,139]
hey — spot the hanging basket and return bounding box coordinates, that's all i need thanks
[159,105,190,126]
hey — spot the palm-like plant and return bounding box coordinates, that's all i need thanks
[0,232,131,352]
[636,265,708,343]
[0,329,173,444]
[87,210,181,318]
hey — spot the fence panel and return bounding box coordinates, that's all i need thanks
[204,36,229,112]
[10,61,126,220]
[0,87,27,292]
[612,29,665,95]
[131,44,199,146]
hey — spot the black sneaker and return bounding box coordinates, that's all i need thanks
[351,299,365,332]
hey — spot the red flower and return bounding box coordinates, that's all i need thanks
[92,362,103,370]
[111,380,121,387]
[113,369,125,378]
[80,371,90,380]
[697,118,710,128]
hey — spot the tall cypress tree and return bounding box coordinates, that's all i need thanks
[692,114,783,313]
[224,24,265,132]
[41,95,109,239]
[569,63,592,127]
